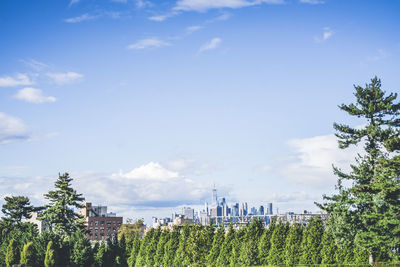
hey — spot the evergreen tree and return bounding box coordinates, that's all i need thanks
[320,228,337,265]
[229,227,245,267]
[202,221,215,257]
[258,218,275,265]
[267,220,288,265]
[70,230,93,267]
[206,224,224,266]
[238,219,264,266]
[318,77,400,263]
[173,224,192,266]
[20,241,36,267]
[94,240,108,267]
[162,226,180,266]
[186,224,205,266]
[5,239,19,267]
[145,227,161,266]
[154,229,169,266]
[216,224,235,266]
[299,216,323,264]
[284,223,303,266]
[116,234,128,267]
[127,236,140,267]
[353,245,369,265]
[335,242,354,264]
[39,173,85,236]
[1,196,38,228]
[44,241,56,267]
[135,228,154,267]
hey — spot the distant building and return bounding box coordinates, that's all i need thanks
[267,203,273,215]
[26,211,50,235]
[80,202,123,241]
[182,207,194,220]
[259,205,264,215]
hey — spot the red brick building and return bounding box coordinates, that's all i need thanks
[81,202,123,241]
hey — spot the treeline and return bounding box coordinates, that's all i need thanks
[0,216,370,267]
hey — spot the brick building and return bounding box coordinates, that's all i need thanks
[81,202,123,241]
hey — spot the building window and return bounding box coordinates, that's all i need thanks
[95,221,98,226]
[101,221,105,225]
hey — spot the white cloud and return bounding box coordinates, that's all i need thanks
[280,134,363,188]
[198,37,222,53]
[136,0,152,8]
[148,12,178,22]
[186,25,204,33]
[46,72,83,85]
[65,13,97,23]
[367,49,388,62]
[0,73,33,87]
[69,0,80,6]
[174,0,284,12]
[14,87,56,104]
[120,162,179,181]
[20,59,48,71]
[299,0,324,4]
[314,27,334,43]
[127,38,170,50]
[0,112,29,144]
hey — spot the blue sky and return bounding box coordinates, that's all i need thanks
[1,0,399,223]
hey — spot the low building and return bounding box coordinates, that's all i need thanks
[81,202,123,241]
[26,211,50,234]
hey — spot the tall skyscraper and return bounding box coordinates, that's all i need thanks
[212,185,217,207]
[267,202,273,215]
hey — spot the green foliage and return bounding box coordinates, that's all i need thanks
[162,226,180,266]
[135,228,154,266]
[154,229,169,266]
[20,241,36,266]
[300,216,323,264]
[127,236,140,267]
[267,220,288,265]
[229,227,245,266]
[284,223,303,265]
[258,218,275,265]
[216,224,235,266]
[206,224,225,266]
[186,224,206,265]
[94,240,108,267]
[2,196,38,228]
[44,241,56,267]
[238,219,264,266]
[319,77,400,263]
[320,228,337,264]
[5,239,19,267]
[173,224,192,266]
[39,173,85,237]
[70,230,93,267]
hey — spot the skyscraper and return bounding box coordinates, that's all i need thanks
[267,202,273,215]
[212,185,217,207]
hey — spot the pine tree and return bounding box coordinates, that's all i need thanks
[202,221,215,257]
[135,228,154,267]
[39,173,85,236]
[320,228,337,265]
[127,235,140,267]
[206,224,224,266]
[216,224,235,266]
[318,77,400,263]
[173,224,192,266]
[299,216,323,264]
[5,239,19,267]
[154,229,169,266]
[1,196,38,228]
[186,224,205,266]
[284,223,303,265]
[238,219,264,266]
[94,240,108,267]
[229,227,245,267]
[20,241,36,266]
[44,241,56,267]
[258,218,275,265]
[267,220,288,265]
[162,226,180,266]
[70,230,93,267]
[145,227,161,266]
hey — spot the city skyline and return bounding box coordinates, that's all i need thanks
[1,0,400,224]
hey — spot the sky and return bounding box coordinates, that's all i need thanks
[0,0,400,224]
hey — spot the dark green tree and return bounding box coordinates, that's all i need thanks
[238,219,264,266]
[186,224,205,266]
[216,224,235,266]
[5,239,19,267]
[229,227,245,267]
[300,216,323,264]
[2,196,38,227]
[318,77,400,263]
[284,223,303,265]
[20,241,36,266]
[44,241,56,267]
[127,236,140,267]
[39,173,85,236]
[70,230,93,267]
[206,224,224,266]
[258,218,275,265]
[135,228,154,267]
[94,240,108,267]
[320,228,337,265]
[145,227,160,266]
[267,220,288,265]
[162,226,180,266]
[173,224,192,266]
[154,229,169,266]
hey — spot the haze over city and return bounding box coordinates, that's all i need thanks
[1,0,399,223]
